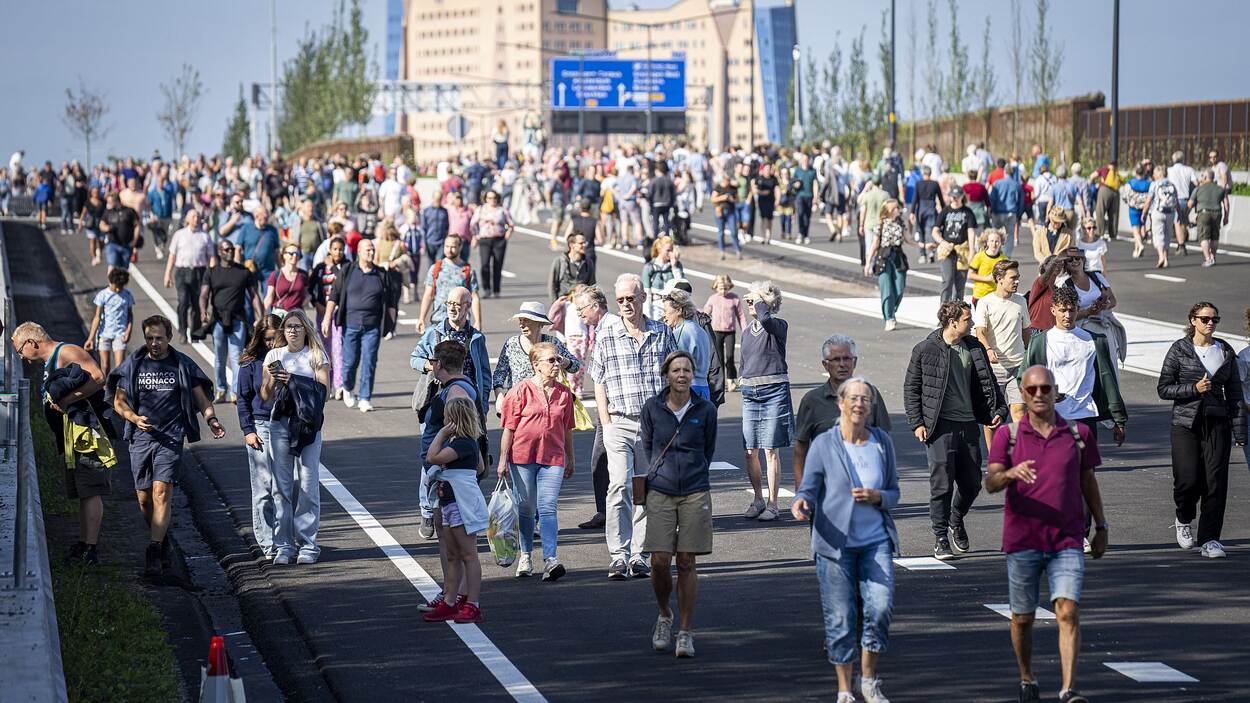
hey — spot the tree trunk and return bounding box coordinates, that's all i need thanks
[1011,106,1019,156]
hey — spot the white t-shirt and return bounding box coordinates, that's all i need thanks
[1075,237,1107,273]
[378,179,404,219]
[264,346,319,379]
[1047,327,1098,420]
[671,398,694,422]
[972,292,1031,367]
[1192,342,1227,378]
[1072,276,1102,310]
[1167,163,1196,200]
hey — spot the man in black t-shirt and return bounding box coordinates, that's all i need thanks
[323,239,396,412]
[100,190,141,273]
[110,315,223,584]
[933,189,979,303]
[198,240,263,401]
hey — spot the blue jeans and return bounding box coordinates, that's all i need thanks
[735,202,752,232]
[342,324,381,400]
[877,257,907,322]
[1006,548,1084,615]
[212,318,247,394]
[247,419,277,553]
[59,197,74,230]
[815,540,894,665]
[715,211,740,253]
[511,462,565,560]
[105,242,131,269]
[269,417,323,559]
[915,206,938,247]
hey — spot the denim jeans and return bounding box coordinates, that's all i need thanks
[269,417,322,560]
[247,419,277,554]
[877,257,907,322]
[59,196,74,230]
[511,463,565,560]
[715,212,740,253]
[816,540,894,665]
[603,416,647,562]
[212,318,246,394]
[1006,548,1084,615]
[734,202,752,233]
[914,206,938,248]
[342,324,381,400]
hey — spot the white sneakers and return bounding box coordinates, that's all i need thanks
[1199,540,1227,558]
[744,499,766,519]
[674,631,695,658]
[342,390,356,408]
[884,319,897,332]
[296,553,317,565]
[1174,520,1195,550]
[515,553,533,577]
[860,676,891,703]
[652,615,673,651]
[358,399,374,413]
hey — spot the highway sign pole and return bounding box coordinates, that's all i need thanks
[889,0,897,145]
[578,50,585,148]
[646,25,653,146]
[1110,0,1120,164]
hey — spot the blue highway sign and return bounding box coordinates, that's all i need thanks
[550,58,686,111]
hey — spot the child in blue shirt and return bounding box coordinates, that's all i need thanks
[85,269,136,375]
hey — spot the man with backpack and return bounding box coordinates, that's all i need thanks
[416,235,483,334]
[985,365,1107,703]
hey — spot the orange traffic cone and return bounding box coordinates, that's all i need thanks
[199,635,247,702]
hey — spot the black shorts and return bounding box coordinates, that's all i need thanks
[129,435,182,489]
[64,456,112,499]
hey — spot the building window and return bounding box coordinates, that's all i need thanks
[556,0,578,13]
[555,21,566,31]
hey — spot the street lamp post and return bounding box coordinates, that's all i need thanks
[889,0,897,145]
[1110,0,1120,164]
[790,44,804,146]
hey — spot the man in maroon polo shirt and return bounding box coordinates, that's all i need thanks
[985,365,1108,703]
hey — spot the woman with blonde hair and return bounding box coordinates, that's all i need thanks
[702,274,747,391]
[642,235,685,319]
[374,217,417,304]
[261,308,331,564]
[863,199,910,331]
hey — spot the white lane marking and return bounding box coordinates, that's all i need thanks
[127,263,547,703]
[894,557,956,571]
[983,604,1055,619]
[1215,247,1250,259]
[743,487,796,499]
[1104,662,1199,683]
[709,461,740,471]
[320,469,546,702]
[1143,273,1186,283]
[502,270,517,279]
[690,222,947,283]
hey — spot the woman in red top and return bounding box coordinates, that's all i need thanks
[264,244,310,314]
[497,341,576,582]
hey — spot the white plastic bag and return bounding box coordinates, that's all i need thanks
[486,476,520,567]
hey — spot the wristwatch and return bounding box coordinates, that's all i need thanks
[1095,522,1109,532]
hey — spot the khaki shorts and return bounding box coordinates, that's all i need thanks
[1196,210,1221,242]
[643,490,713,555]
[993,363,1023,405]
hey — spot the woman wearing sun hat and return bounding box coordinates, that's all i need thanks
[492,301,580,414]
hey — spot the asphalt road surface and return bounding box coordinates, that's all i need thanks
[31,214,1250,702]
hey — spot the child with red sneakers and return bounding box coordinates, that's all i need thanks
[421,397,489,624]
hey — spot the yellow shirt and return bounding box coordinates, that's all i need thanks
[969,250,1006,299]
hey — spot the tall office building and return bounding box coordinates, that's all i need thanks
[395,0,796,158]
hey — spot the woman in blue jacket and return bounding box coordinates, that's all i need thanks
[792,377,900,703]
[236,314,282,558]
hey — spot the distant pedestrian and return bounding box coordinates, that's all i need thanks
[863,199,909,331]
[792,377,900,703]
[162,209,215,343]
[322,239,398,413]
[471,190,513,299]
[739,281,793,523]
[661,290,713,400]
[199,239,263,403]
[642,350,717,660]
[1188,169,1230,268]
[1157,302,1246,559]
[701,275,747,392]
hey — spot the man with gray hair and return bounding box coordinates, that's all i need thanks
[1167,151,1197,252]
[1188,169,1230,267]
[793,334,891,488]
[589,273,677,579]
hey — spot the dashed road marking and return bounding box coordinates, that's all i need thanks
[983,603,1055,619]
[1143,273,1186,283]
[709,461,740,471]
[1104,662,1199,683]
[894,557,956,571]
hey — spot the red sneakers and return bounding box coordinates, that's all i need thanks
[452,601,483,624]
[422,595,464,622]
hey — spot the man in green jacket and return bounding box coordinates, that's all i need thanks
[1020,286,1127,445]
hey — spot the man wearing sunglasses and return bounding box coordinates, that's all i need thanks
[986,365,1107,703]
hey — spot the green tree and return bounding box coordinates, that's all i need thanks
[823,38,844,141]
[841,28,874,154]
[277,28,339,152]
[1029,0,1063,153]
[804,51,825,142]
[974,17,999,147]
[875,9,893,156]
[783,75,797,147]
[222,85,250,161]
[333,0,378,133]
[943,0,972,160]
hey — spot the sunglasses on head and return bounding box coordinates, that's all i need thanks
[1023,384,1053,396]
[1194,315,1220,324]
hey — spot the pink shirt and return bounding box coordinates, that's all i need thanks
[448,206,473,245]
[501,379,575,466]
[701,292,747,333]
[989,418,1100,554]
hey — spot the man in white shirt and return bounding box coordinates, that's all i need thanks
[378,168,405,221]
[1166,151,1197,249]
[973,258,1031,446]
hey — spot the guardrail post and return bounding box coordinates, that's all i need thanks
[12,379,30,589]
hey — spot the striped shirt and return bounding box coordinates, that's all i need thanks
[589,315,676,417]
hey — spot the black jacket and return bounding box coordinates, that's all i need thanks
[548,254,595,300]
[640,388,717,497]
[647,175,676,208]
[271,374,327,453]
[1157,337,1246,444]
[904,328,1007,438]
[330,263,398,337]
[45,363,99,429]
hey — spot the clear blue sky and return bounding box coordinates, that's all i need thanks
[3,0,1244,165]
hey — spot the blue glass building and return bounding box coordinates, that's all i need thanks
[753,1,797,145]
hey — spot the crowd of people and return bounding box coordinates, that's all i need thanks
[6,136,1248,703]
